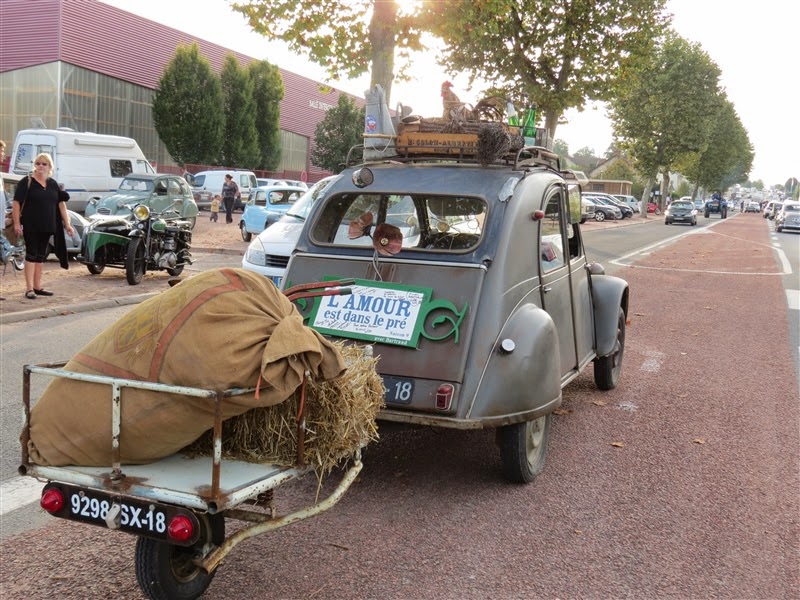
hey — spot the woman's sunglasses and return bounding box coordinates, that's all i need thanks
[34,161,49,166]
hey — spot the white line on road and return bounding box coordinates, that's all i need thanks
[0,476,43,516]
[787,289,800,311]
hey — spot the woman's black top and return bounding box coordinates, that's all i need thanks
[13,177,67,234]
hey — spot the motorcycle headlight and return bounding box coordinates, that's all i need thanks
[133,205,150,221]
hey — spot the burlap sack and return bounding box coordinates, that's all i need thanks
[27,268,346,466]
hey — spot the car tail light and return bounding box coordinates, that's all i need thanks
[167,515,195,542]
[40,488,64,513]
[435,384,454,411]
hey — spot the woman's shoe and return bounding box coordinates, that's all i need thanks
[33,288,54,296]
[25,290,37,299]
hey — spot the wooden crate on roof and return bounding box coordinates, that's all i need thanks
[394,118,520,157]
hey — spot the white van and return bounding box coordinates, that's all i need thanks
[186,170,257,212]
[9,128,155,212]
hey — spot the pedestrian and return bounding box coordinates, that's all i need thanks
[221,174,239,224]
[12,152,74,300]
[210,194,221,222]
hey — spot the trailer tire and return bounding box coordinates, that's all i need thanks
[135,513,225,600]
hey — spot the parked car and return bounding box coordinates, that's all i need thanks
[612,194,640,213]
[584,193,633,218]
[242,176,340,285]
[187,170,257,212]
[583,198,621,222]
[580,198,596,223]
[3,172,88,256]
[664,200,697,226]
[283,148,629,484]
[774,200,800,233]
[239,186,304,242]
[84,174,199,228]
[693,199,704,212]
[745,201,761,213]
[763,201,782,219]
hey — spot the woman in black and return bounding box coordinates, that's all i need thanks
[221,174,239,224]
[12,152,74,299]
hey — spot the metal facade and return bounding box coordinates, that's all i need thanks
[0,0,364,178]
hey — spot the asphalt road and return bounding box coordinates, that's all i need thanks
[0,214,798,599]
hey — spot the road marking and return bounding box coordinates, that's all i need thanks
[0,476,43,516]
[787,289,800,311]
[640,350,664,373]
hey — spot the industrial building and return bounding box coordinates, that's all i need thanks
[0,0,362,181]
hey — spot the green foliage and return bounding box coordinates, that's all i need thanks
[572,146,599,170]
[220,55,261,168]
[597,159,646,198]
[152,44,224,165]
[680,99,753,192]
[422,0,668,138]
[553,139,570,161]
[675,181,692,197]
[248,60,284,170]
[609,35,724,191]
[231,0,424,102]
[310,95,366,173]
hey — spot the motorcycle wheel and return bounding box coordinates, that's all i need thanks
[87,263,105,275]
[166,265,184,277]
[125,238,146,285]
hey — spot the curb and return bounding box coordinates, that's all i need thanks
[192,247,244,256]
[0,293,159,325]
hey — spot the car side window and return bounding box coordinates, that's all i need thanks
[168,179,181,196]
[540,193,566,273]
[110,160,132,178]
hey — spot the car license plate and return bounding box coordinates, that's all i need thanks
[44,482,199,545]
[383,376,415,405]
[271,276,283,287]
[674,216,686,220]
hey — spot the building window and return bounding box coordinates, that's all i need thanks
[278,130,308,172]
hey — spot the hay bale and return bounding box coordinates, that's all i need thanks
[185,342,385,478]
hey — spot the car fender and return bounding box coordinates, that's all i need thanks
[590,274,629,356]
[468,303,561,422]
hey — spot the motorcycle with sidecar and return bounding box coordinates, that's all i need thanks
[78,202,193,285]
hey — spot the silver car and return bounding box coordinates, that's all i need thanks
[284,151,629,484]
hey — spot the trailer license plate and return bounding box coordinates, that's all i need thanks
[383,376,414,404]
[44,483,198,544]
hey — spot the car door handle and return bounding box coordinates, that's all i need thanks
[543,285,552,293]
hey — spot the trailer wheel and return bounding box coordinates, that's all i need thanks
[135,513,224,600]
[497,414,551,483]
[87,263,105,275]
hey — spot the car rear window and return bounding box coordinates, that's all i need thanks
[311,193,486,253]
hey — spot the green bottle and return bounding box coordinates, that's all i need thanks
[506,101,519,127]
[522,106,537,138]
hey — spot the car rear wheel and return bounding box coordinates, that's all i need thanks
[594,212,606,222]
[497,415,551,484]
[594,306,626,391]
[240,223,252,242]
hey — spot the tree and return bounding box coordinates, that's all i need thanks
[423,0,669,140]
[219,54,260,168]
[248,60,284,171]
[152,43,224,165]
[553,139,570,162]
[572,146,599,170]
[310,95,366,173]
[231,1,425,103]
[599,160,647,199]
[680,99,753,195]
[609,34,723,208]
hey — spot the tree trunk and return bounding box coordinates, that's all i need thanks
[544,109,561,141]
[640,177,653,219]
[691,181,700,201]
[660,171,670,210]
[368,0,398,105]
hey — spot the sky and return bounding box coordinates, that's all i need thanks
[103,0,797,187]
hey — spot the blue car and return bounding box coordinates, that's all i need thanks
[239,186,304,241]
